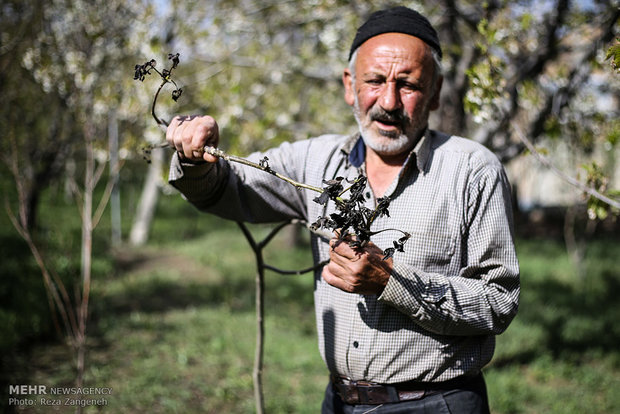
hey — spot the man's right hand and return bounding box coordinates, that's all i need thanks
[166,115,220,163]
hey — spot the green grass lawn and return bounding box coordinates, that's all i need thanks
[2,191,619,413]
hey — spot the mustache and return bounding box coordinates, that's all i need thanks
[368,106,408,125]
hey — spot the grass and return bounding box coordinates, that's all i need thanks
[486,237,620,414]
[2,187,619,413]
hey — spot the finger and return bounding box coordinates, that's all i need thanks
[191,148,205,160]
[194,118,219,162]
[329,237,361,261]
[165,119,174,146]
[169,116,187,154]
[324,258,346,278]
[166,115,184,149]
[322,265,355,293]
[329,248,359,269]
[181,121,198,160]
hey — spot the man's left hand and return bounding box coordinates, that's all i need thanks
[322,237,393,295]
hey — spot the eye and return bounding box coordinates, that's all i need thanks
[398,80,420,91]
[364,77,384,86]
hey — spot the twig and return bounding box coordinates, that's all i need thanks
[236,222,265,414]
[204,146,325,193]
[155,140,325,194]
[263,259,329,276]
[257,221,291,249]
[152,81,169,127]
[92,160,125,229]
[5,201,75,342]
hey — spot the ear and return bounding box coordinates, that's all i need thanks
[429,75,443,111]
[343,68,355,107]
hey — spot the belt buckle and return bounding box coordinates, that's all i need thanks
[358,384,394,404]
[334,383,360,404]
[397,390,426,401]
[332,375,426,405]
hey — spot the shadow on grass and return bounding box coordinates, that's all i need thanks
[531,270,619,353]
[0,234,54,349]
[493,265,620,368]
[93,276,257,316]
[92,244,316,320]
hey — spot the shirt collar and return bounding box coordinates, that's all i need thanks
[348,136,366,168]
[341,129,434,174]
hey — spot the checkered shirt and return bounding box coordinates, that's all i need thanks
[169,129,520,383]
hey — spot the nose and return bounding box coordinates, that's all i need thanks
[379,81,401,111]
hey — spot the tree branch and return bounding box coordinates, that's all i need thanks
[4,200,77,343]
[203,146,324,194]
[263,259,329,275]
[511,123,619,210]
[476,4,620,158]
[236,222,265,414]
[92,160,125,229]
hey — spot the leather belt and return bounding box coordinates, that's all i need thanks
[330,373,480,405]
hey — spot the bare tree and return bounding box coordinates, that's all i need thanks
[130,145,164,246]
[3,0,146,405]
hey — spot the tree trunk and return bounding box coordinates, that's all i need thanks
[129,147,163,246]
[108,110,122,246]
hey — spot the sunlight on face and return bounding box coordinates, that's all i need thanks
[352,92,432,156]
[348,34,441,156]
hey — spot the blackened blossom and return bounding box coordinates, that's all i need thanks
[171,88,183,101]
[310,173,409,257]
[168,52,180,68]
[134,59,156,81]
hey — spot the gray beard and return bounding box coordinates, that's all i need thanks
[353,99,427,156]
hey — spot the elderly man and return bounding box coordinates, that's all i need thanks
[166,6,519,413]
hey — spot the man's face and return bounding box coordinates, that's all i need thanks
[343,33,442,157]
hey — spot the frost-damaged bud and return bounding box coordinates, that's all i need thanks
[383,234,410,260]
[348,175,367,203]
[172,88,183,101]
[376,196,391,217]
[313,177,344,205]
[133,63,147,81]
[133,59,157,82]
[168,52,180,68]
[259,156,276,173]
[310,216,335,231]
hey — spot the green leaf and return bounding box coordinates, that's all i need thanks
[520,13,533,30]
[605,39,620,71]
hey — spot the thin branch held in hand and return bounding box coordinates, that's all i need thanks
[204,147,325,194]
[134,53,183,128]
[136,53,411,258]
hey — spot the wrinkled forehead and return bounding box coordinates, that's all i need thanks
[355,33,435,76]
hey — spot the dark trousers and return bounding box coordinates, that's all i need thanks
[321,373,491,414]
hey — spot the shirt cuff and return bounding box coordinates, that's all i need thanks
[379,262,449,317]
[169,151,215,181]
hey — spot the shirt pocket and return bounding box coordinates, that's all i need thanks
[404,231,455,274]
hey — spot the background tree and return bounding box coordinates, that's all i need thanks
[2,0,158,397]
[146,0,618,211]
[0,0,75,232]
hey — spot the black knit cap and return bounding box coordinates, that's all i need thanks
[348,6,442,61]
